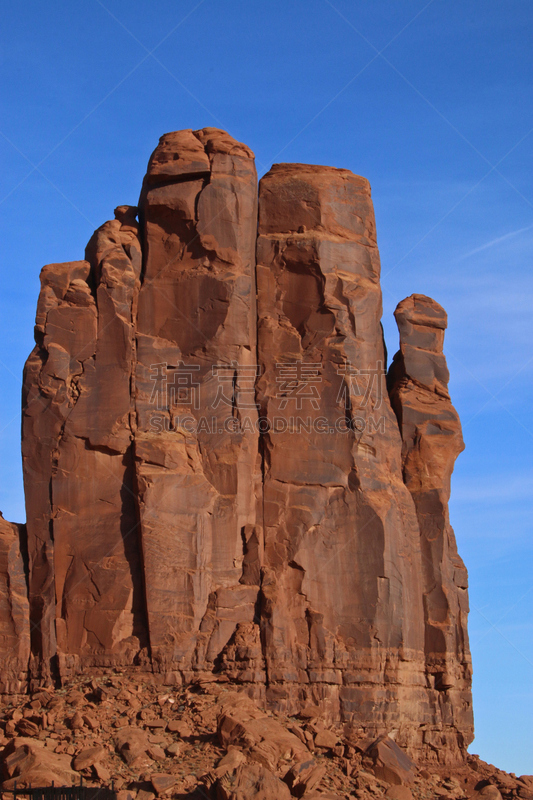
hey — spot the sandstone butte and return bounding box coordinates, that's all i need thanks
[2,128,507,796]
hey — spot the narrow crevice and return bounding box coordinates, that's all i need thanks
[144,171,211,190]
[129,253,151,662]
[254,203,270,688]
[122,443,151,655]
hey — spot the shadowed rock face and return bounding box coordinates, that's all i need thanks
[0,516,30,693]
[14,128,473,763]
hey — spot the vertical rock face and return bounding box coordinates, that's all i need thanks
[22,209,148,684]
[256,165,419,675]
[387,294,473,754]
[256,164,434,752]
[18,129,473,762]
[0,516,30,693]
[134,128,261,676]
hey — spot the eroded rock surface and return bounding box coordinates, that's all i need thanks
[387,294,472,754]
[22,208,147,685]
[0,515,30,693]
[255,163,433,749]
[134,128,261,678]
[17,128,474,763]
[0,679,528,799]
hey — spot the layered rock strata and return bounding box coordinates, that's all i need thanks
[14,128,473,762]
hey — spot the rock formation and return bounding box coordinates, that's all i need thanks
[134,129,260,678]
[22,208,147,683]
[3,672,530,799]
[3,128,473,765]
[256,164,428,728]
[387,297,470,689]
[0,515,30,693]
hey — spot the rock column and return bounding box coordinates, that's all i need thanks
[22,209,147,682]
[387,294,474,759]
[255,164,428,737]
[134,129,261,677]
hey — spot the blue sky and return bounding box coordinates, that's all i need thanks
[1,0,531,774]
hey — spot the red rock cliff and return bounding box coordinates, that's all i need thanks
[0,515,29,693]
[16,128,472,763]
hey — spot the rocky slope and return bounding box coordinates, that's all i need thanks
[0,128,475,769]
[0,674,531,800]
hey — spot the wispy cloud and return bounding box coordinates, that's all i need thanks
[452,472,533,504]
[460,223,533,259]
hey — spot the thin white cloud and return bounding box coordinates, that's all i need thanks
[461,223,533,259]
[452,472,533,504]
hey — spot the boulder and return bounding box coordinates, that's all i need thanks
[72,745,106,771]
[283,757,327,796]
[1,737,78,789]
[217,692,308,770]
[150,773,177,795]
[216,761,291,800]
[386,786,414,800]
[366,736,417,785]
[473,786,503,800]
[115,726,152,768]
[314,730,339,750]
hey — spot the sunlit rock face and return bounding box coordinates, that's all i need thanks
[18,128,472,763]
